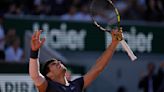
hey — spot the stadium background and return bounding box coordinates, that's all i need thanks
[0,0,164,92]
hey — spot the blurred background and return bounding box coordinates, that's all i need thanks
[0,0,164,92]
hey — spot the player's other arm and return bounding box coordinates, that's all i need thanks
[29,30,47,92]
[83,30,122,89]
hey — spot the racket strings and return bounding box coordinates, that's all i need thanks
[90,0,118,31]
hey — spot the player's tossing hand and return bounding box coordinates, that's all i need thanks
[31,30,46,51]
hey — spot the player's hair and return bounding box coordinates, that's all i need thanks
[42,59,55,76]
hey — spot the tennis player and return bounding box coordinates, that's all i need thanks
[29,29,122,92]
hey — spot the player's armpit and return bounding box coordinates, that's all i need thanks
[37,80,48,92]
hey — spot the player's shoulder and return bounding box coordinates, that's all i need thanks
[72,76,84,82]
[71,76,84,85]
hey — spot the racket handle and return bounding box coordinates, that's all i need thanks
[120,40,137,61]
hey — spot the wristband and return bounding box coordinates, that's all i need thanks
[30,49,39,59]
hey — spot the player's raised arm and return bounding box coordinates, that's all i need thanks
[29,30,47,92]
[83,29,122,89]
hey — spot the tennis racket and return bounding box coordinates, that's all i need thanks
[90,0,137,61]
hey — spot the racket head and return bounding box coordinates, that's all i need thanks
[90,0,121,32]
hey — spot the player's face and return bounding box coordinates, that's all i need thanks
[49,60,67,76]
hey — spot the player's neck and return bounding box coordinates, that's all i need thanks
[55,77,69,86]
[50,75,69,86]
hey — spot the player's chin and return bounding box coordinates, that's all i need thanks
[61,67,67,73]
[61,65,67,71]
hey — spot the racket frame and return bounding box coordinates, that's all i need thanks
[90,0,137,61]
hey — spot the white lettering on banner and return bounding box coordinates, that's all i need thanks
[106,26,153,53]
[0,74,37,92]
[0,74,81,92]
[33,23,86,50]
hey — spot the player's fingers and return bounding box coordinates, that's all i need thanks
[38,30,43,36]
[36,30,41,38]
[38,38,46,48]
[41,38,46,45]
[112,28,118,32]
[32,34,35,40]
[111,30,117,36]
[32,31,37,39]
[36,30,44,38]
[111,30,122,41]
[119,27,123,32]
[32,34,39,42]
[31,41,37,51]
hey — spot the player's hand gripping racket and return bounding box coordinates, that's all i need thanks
[90,0,137,61]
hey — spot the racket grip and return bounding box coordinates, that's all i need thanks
[120,40,137,61]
